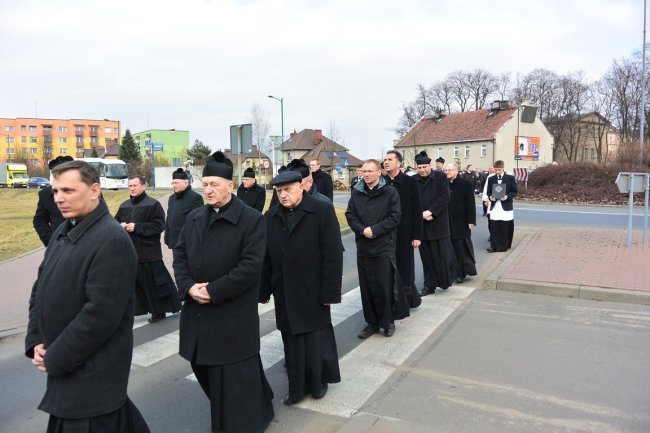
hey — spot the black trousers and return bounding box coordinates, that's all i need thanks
[46,398,150,433]
[451,238,477,278]
[489,220,514,251]
[357,255,406,330]
[419,238,455,290]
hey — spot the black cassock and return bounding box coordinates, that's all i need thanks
[448,177,477,279]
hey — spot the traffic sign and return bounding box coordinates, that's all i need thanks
[263,160,270,169]
[152,144,164,152]
[335,162,342,172]
[343,157,349,167]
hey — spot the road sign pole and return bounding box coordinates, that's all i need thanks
[627,174,634,247]
[644,174,649,244]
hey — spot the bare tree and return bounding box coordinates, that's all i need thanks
[247,103,272,155]
[466,69,499,110]
[394,83,436,137]
[430,80,454,113]
[511,68,559,121]
[495,72,512,101]
[326,118,345,144]
[448,70,472,112]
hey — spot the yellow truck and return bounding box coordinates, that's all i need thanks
[0,163,29,188]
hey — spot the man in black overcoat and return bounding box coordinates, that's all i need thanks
[346,159,406,339]
[165,167,203,249]
[116,176,181,323]
[261,170,343,406]
[173,151,274,433]
[26,160,150,433]
[383,150,423,308]
[237,167,266,212]
[415,151,455,295]
[309,159,334,201]
[32,155,73,246]
[446,163,477,283]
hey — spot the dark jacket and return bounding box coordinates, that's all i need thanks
[487,173,518,212]
[417,171,450,240]
[165,187,203,249]
[448,177,477,239]
[173,196,266,365]
[25,200,137,419]
[115,192,165,262]
[345,177,401,257]
[461,171,479,192]
[237,182,266,212]
[384,172,423,244]
[32,186,66,246]
[261,192,343,335]
[312,169,334,201]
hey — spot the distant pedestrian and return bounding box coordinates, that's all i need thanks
[26,160,150,433]
[486,160,517,252]
[115,176,181,323]
[237,167,266,212]
[32,155,73,246]
[173,151,274,433]
[415,151,455,295]
[446,163,477,283]
[350,164,363,193]
[478,165,495,216]
[165,168,203,249]
[261,170,343,406]
[383,150,423,309]
[461,164,479,193]
[346,159,406,339]
[309,159,334,201]
[435,157,446,172]
[287,159,331,203]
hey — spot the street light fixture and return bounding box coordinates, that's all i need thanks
[268,95,284,167]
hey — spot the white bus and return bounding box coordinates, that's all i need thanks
[77,158,129,190]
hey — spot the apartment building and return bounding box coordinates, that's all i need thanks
[0,117,121,165]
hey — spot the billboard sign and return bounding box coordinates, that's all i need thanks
[515,136,540,161]
[230,124,253,155]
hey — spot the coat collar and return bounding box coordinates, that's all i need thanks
[267,191,318,218]
[384,171,404,185]
[193,194,243,227]
[353,176,387,194]
[58,199,109,244]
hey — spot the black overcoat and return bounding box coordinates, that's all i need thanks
[237,182,266,212]
[165,187,204,249]
[417,171,451,240]
[345,178,401,257]
[261,192,343,335]
[25,200,138,419]
[448,177,477,240]
[384,171,423,263]
[487,174,518,211]
[312,169,334,201]
[115,192,165,262]
[32,186,66,246]
[173,196,266,366]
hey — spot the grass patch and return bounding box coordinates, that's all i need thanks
[0,189,169,262]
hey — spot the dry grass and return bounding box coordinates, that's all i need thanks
[0,189,169,262]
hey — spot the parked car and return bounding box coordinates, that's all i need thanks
[27,177,51,189]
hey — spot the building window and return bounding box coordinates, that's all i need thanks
[7,148,15,154]
[76,136,84,143]
[29,125,37,132]
[481,143,487,157]
[437,147,443,158]
[90,137,98,144]
[591,148,596,159]
[453,146,459,158]
[59,126,67,133]
[6,136,15,143]
[4,125,14,132]
[76,147,84,153]
[21,148,27,155]
[30,159,39,165]
[30,136,37,143]
[90,126,98,133]
[104,127,112,133]
[60,148,68,154]
[75,125,84,133]
[31,147,38,154]
[464,146,470,158]
[21,125,26,131]
[59,137,67,143]
[114,128,118,133]
[21,136,26,143]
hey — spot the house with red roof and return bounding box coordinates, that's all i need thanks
[280,128,363,187]
[395,101,553,171]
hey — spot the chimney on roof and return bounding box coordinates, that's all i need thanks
[290,131,297,140]
[490,100,510,111]
[313,129,323,145]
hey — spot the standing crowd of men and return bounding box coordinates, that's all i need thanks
[25,150,515,433]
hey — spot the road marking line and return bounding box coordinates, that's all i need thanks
[292,286,474,417]
[132,331,180,367]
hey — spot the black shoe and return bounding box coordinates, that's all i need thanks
[148,313,166,323]
[384,323,395,337]
[283,393,302,405]
[312,383,328,399]
[486,248,496,253]
[358,325,379,339]
[455,277,464,284]
[418,286,435,297]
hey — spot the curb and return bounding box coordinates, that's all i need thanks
[482,229,650,306]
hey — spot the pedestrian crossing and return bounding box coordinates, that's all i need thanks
[130,285,475,418]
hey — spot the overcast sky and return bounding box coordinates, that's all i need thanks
[0,0,643,158]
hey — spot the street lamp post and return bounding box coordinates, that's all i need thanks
[268,95,284,169]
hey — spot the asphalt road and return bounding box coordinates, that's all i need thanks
[1,198,648,433]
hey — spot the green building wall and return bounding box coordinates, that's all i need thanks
[132,129,190,168]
